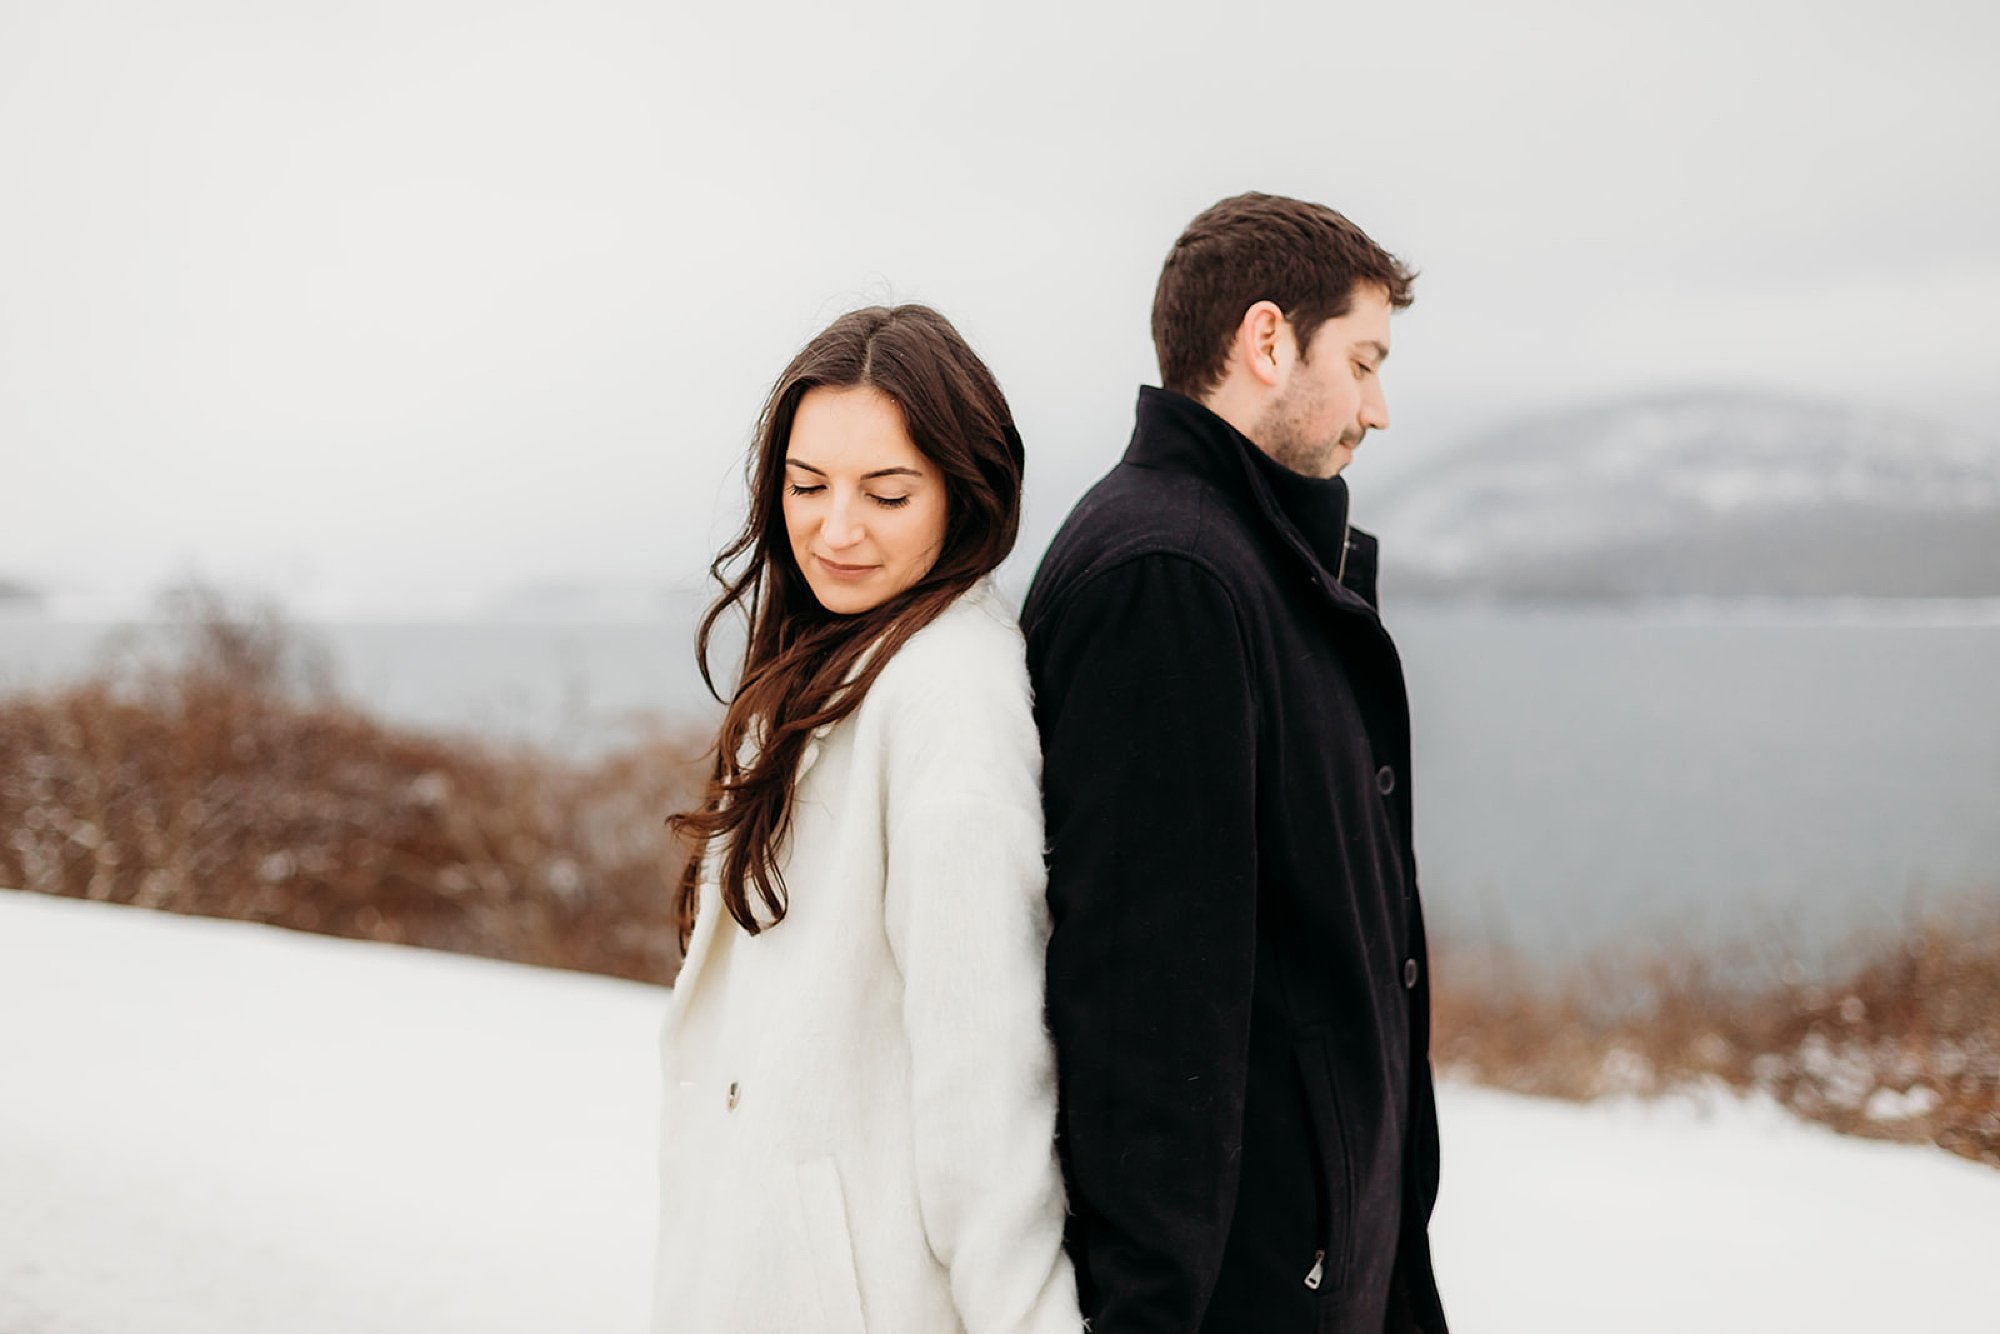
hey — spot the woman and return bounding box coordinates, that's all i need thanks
[652,305,1082,1334]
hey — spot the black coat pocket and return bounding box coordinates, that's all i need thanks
[1294,1033,1356,1295]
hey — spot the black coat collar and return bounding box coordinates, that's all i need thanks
[1123,386,1382,611]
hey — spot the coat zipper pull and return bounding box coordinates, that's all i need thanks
[1304,1249,1325,1290]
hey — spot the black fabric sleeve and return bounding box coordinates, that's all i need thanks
[1028,554,1259,1333]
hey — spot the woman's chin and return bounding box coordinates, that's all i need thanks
[807,577,889,616]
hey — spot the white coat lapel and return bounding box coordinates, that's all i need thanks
[663,856,726,1027]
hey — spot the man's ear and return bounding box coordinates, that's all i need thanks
[1234,300,1289,390]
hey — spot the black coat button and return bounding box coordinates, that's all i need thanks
[1376,765,1396,796]
[1403,957,1419,989]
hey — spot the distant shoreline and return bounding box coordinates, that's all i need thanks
[1388,593,2000,628]
[10,591,2000,626]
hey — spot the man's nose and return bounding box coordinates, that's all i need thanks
[1362,381,1391,431]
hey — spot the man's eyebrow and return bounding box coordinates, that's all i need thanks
[1356,340,1390,365]
[784,457,924,481]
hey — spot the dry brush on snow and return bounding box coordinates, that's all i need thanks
[0,589,704,984]
[1432,910,2000,1168]
[3,592,1995,1165]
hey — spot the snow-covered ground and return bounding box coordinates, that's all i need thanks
[3,889,1996,1333]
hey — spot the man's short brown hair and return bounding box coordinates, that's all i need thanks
[1151,193,1416,399]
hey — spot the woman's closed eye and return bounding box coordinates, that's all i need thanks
[786,481,912,509]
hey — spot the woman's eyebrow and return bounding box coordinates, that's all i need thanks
[784,457,924,481]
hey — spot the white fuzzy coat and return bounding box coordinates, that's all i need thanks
[649,580,1082,1334]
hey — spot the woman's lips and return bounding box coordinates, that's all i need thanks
[815,555,879,580]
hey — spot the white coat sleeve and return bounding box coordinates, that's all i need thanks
[877,630,1084,1334]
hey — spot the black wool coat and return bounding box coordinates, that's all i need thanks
[1021,387,1447,1334]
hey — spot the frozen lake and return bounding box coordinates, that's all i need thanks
[6,599,1998,960]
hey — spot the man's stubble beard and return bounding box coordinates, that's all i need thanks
[1253,375,1356,480]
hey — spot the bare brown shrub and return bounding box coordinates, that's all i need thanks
[1,591,706,984]
[1433,901,2000,1169]
[7,590,1996,1166]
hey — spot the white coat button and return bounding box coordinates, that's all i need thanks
[726,1081,740,1110]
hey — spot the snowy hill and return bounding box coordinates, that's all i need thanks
[4,889,2000,1332]
[1368,391,2000,599]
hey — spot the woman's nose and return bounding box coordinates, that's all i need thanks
[821,492,864,548]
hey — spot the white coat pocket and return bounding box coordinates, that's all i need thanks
[794,1156,867,1334]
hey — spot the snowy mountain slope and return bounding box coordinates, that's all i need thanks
[1366,391,2000,598]
[5,889,2000,1333]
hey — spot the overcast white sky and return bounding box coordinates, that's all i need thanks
[3,0,1996,615]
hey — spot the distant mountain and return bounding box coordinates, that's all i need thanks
[0,577,45,612]
[475,581,706,623]
[1367,390,2000,599]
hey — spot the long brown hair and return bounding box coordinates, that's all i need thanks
[668,305,1024,947]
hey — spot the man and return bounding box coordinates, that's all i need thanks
[1021,193,1447,1334]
